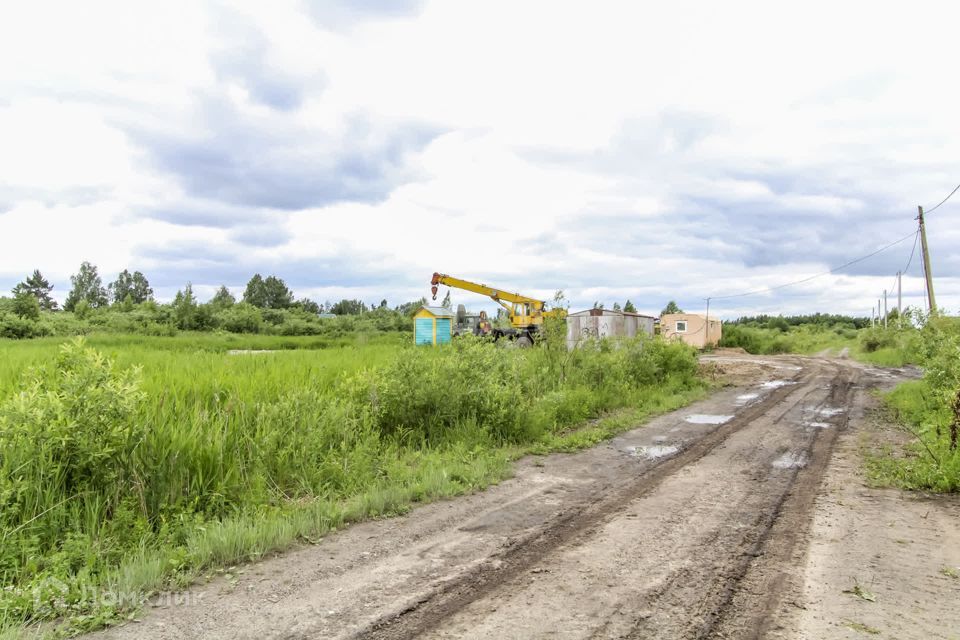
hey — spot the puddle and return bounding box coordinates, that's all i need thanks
[806,421,831,429]
[761,380,794,389]
[633,445,680,459]
[772,451,808,469]
[684,414,733,425]
[817,407,844,417]
[735,393,759,405]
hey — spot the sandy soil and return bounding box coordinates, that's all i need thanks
[767,394,960,640]
[86,355,959,640]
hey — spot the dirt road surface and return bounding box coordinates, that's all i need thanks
[91,354,960,639]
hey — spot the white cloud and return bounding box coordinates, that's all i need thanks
[0,0,958,316]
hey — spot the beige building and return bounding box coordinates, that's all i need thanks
[661,313,722,349]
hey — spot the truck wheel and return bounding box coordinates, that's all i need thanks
[515,335,533,348]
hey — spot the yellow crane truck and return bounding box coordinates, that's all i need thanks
[430,272,565,346]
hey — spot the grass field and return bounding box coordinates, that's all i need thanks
[0,329,707,635]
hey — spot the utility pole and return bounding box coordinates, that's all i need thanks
[918,206,937,314]
[871,306,875,328]
[897,271,902,315]
[883,290,888,329]
[897,271,902,327]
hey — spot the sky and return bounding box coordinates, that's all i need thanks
[1,0,958,319]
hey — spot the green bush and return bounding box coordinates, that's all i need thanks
[872,316,960,492]
[217,303,263,333]
[0,313,48,339]
[860,327,897,352]
[0,339,146,616]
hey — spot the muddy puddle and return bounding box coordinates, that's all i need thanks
[772,451,808,469]
[684,414,733,425]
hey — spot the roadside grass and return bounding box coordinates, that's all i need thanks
[0,331,709,636]
[864,316,960,493]
[718,321,921,367]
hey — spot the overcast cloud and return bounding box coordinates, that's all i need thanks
[1,0,957,317]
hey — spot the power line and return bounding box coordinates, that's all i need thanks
[925,180,960,214]
[888,228,920,295]
[901,228,920,274]
[709,230,918,301]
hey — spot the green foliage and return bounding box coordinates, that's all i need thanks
[172,283,215,331]
[108,269,153,304]
[0,312,49,339]
[293,297,320,314]
[870,315,960,492]
[11,290,40,321]
[217,302,263,333]
[0,340,146,623]
[661,300,682,316]
[728,312,870,329]
[210,285,236,310]
[330,298,367,315]
[64,262,109,312]
[243,274,293,309]
[623,300,636,313]
[0,331,706,630]
[12,269,57,311]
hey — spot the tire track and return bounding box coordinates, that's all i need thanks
[356,362,833,640]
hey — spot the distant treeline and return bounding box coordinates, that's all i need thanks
[725,313,872,330]
[1,262,428,339]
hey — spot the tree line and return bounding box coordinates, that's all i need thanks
[1,262,428,339]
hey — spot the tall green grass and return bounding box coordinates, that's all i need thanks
[867,315,960,492]
[0,331,705,634]
[719,321,921,367]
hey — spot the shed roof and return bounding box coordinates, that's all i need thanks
[418,305,455,318]
[568,309,655,319]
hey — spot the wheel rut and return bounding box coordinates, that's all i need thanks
[361,362,844,640]
[88,355,882,640]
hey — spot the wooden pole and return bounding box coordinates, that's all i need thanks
[918,206,937,314]
[897,271,902,327]
[883,290,888,329]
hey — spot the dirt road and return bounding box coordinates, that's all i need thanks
[92,355,960,639]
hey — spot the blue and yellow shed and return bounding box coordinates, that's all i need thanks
[413,306,454,345]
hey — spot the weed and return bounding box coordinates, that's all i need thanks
[843,580,876,602]
[842,619,881,635]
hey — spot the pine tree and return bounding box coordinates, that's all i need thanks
[623,300,637,313]
[661,300,683,316]
[12,269,58,311]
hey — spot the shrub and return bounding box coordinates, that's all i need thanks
[0,339,146,592]
[0,313,47,339]
[217,303,263,333]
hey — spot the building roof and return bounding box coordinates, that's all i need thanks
[569,309,655,319]
[418,305,455,318]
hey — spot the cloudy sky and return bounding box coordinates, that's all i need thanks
[1,0,958,318]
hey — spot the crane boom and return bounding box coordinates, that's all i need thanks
[430,272,563,339]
